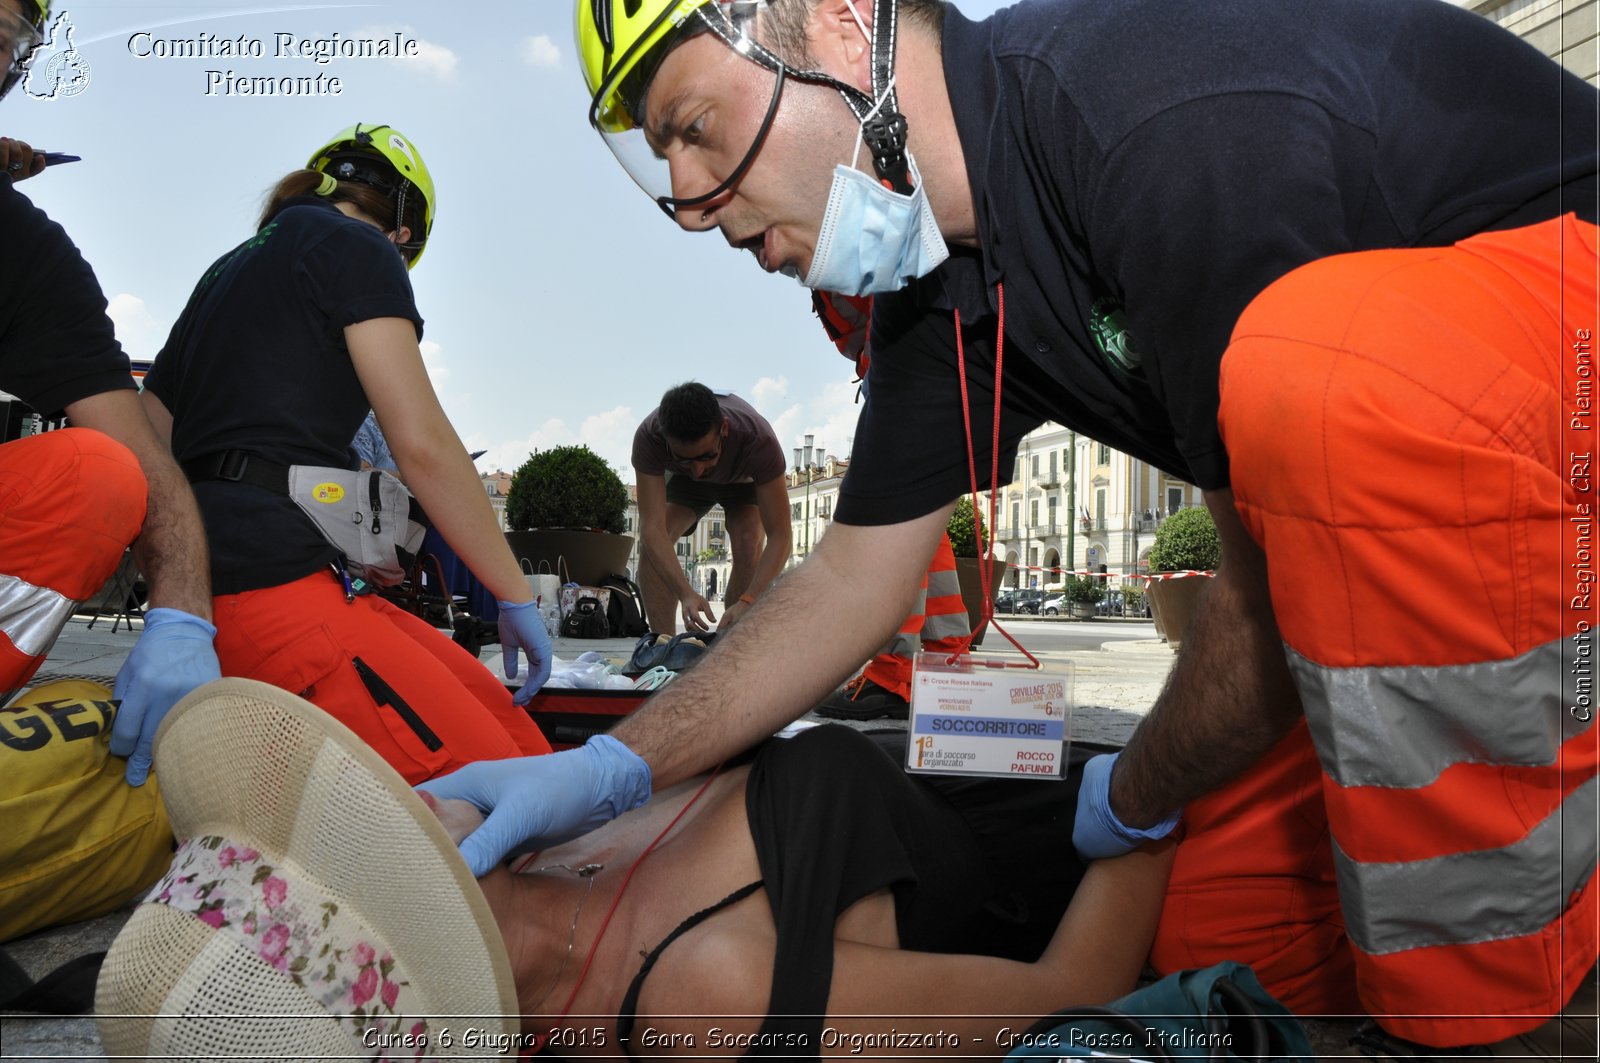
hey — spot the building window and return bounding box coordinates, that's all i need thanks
[1031,454,1040,478]
[1011,500,1020,530]
[1048,496,1058,527]
[1048,451,1057,481]
[1097,443,1111,465]
[1167,486,1183,514]
[791,502,802,520]
[1030,499,1039,526]
[1095,488,1107,526]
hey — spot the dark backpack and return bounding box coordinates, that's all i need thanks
[599,573,648,638]
[561,595,610,639]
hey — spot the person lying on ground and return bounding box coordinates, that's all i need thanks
[99,679,1171,1060]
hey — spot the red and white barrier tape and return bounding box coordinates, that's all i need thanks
[1003,564,1214,583]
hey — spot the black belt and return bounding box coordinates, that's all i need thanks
[181,449,291,493]
[184,449,431,528]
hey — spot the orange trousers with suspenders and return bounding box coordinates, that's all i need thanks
[1150,215,1599,1045]
[0,429,146,703]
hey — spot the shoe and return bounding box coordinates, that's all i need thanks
[814,675,910,721]
[661,631,714,672]
[633,666,676,692]
[626,632,671,675]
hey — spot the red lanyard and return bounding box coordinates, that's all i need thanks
[954,283,1040,670]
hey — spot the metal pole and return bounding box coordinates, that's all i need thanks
[1066,431,1076,576]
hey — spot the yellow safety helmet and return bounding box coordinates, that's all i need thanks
[1,0,50,101]
[576,1,904,218]
[578,0,715,135]
[307,122,436,268]
[578,1,803,218]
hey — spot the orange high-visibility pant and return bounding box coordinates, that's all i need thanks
[212,569,551,785]
[863,532,972,697]
[0,429,147,701]
[1197,214,1598,1046]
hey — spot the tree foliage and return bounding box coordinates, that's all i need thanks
[1148,505,1220,572]
[946,496,989,558]
[505,445,629,534]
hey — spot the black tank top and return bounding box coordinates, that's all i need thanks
[616,726,1092,1059]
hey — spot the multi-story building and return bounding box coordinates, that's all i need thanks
[1468,0,1598,82]
[985,424,1201,590]
[479,469,512,531]
[786,451,846,568]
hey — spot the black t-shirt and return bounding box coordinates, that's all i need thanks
[143,197,423,594]
[836,0,1600,524]
[0,179,134,414]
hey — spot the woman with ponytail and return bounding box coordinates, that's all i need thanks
[139,123,555,784]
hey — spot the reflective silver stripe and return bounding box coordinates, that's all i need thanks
[926,570,963,600]
[1288,638,1591,789]
[922,611,972,642]
[0,572,76,657]
[1336,775,1599,955]
[879,583,930,659]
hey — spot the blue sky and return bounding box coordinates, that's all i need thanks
[11,0,1020,480]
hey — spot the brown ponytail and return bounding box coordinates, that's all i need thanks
[257,169,400,232]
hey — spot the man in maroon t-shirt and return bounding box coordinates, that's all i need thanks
[631,383,791,634]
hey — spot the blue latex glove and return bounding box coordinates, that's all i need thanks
[497,598,553,705]
[1072,751,1182,861]
[417,734,652,876]
[111,608,221,786]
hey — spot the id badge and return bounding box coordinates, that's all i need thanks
[907,652,1073,778]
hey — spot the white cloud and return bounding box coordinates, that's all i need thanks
[106,293,166,361]
[354,24,458,81]
[758,378,861,468]
[419,339,450,388]
[409,37,459,81]
[520,35,561,68]
[750,375,789,412]
[470,404,636,482]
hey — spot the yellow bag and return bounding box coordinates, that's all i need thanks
[0,681,173,942]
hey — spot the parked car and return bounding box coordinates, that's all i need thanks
[1041,593,1064,616]
[996,588,1046,614]
[1097,590,1125,617]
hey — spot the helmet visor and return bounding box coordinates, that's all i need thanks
[595,61,784,219]
[587,0,785,219]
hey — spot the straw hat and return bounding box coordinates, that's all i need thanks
[96,678,519,1059]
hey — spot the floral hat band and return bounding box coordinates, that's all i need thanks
[145,834,429,1054]
[97,678,517,1059]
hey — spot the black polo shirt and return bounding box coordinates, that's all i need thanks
[0,179,134,414]
[836,0,1599,524]
[143,197,423,594]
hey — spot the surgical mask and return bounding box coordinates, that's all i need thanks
[801,2,948,296]
[802,151,949,297]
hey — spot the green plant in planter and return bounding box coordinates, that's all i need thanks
[505,445,628,533]
[1122,585,1146,612]
[946,496,990,558]
[1062,574,1106,604]
[1148,505,1220,571]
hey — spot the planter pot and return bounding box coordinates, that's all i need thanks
[504,529,635,587]
[954,556,1013,648]
[1145,575,1213,650]
[1068,601,1097,620]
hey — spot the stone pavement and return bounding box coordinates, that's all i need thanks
[4,616,1361,1060]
